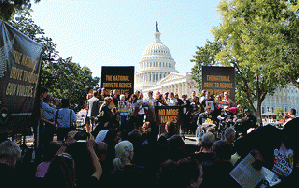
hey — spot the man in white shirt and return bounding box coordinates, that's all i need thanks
[166,92,178,106]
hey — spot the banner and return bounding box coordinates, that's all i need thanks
[100,66,134,96]
[155,106,183,134]
[202,66,235,102]
[0,20,43,132]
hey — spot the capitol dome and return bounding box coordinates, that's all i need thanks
[135,23,177,92]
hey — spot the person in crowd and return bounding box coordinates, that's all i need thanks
[189,96,202,134]
[198,132,216,154]
[143,91,157,139]
[205,91,213,101]
[35,141,64,178]
[223,127,236,145]
[86,88,94,101]
[141,122,153,147]
[111,141,148,188]
[203,140,239,188]
[158,121,179,142]
[199,90,206,104]
[118,94,129,132]
[241,109,257,135]
[135,90,141,99]
[98,97,116,131]
[175,94,183,106]
[127,130,143,166]
[166,92,178,106]
[0,140,22,187]
[163,92,169,102]
[189,90,198,103]
[65,133,102,187]
[41,94,57,148]
[225,104,243,117]
[55,99,77,141]
[109,90,114,98]
[155,91,161,99]
[156,159,179,188]
[40,86,49,100]
[129,94,144,130]
[99,87,107,101]
[214,94,221,103]
[166,135,187,161]
[44,153,76,188]
[143,91,156,122]
[283,108,297,125]
[197,106,222,127]
[222,91,234,107]
[86,91,100,132]
[181,94,191,133]
[177,157,203,188]
[124,91,130,101]
[155,94,167,106]
[223,127,236,155]
[111,89,119,108]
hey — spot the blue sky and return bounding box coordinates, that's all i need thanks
[31,0,221,78]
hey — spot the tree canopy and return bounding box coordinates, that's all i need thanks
[192,0,299,125]
[0,0,40,22]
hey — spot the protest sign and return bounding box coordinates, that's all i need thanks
[0,20,43,133]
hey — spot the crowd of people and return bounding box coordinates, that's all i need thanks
[0,86,298,187]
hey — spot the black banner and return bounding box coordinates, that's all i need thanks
[0,20,43,133]
[100,66,134,96]
[155,106,183,134]
[202,66,235,102]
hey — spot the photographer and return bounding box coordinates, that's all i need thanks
[236,109,257,137]
[41,94,57,148]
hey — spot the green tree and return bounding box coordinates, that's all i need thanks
[10,8,59,62]
[279,1,299,89]
[191,40,222,89]
[0,0,40,22]
[212,0,292,125]
[274,107,284,120]
[43,57,100,110]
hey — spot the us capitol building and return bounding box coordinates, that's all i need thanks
[135,23,199,97]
